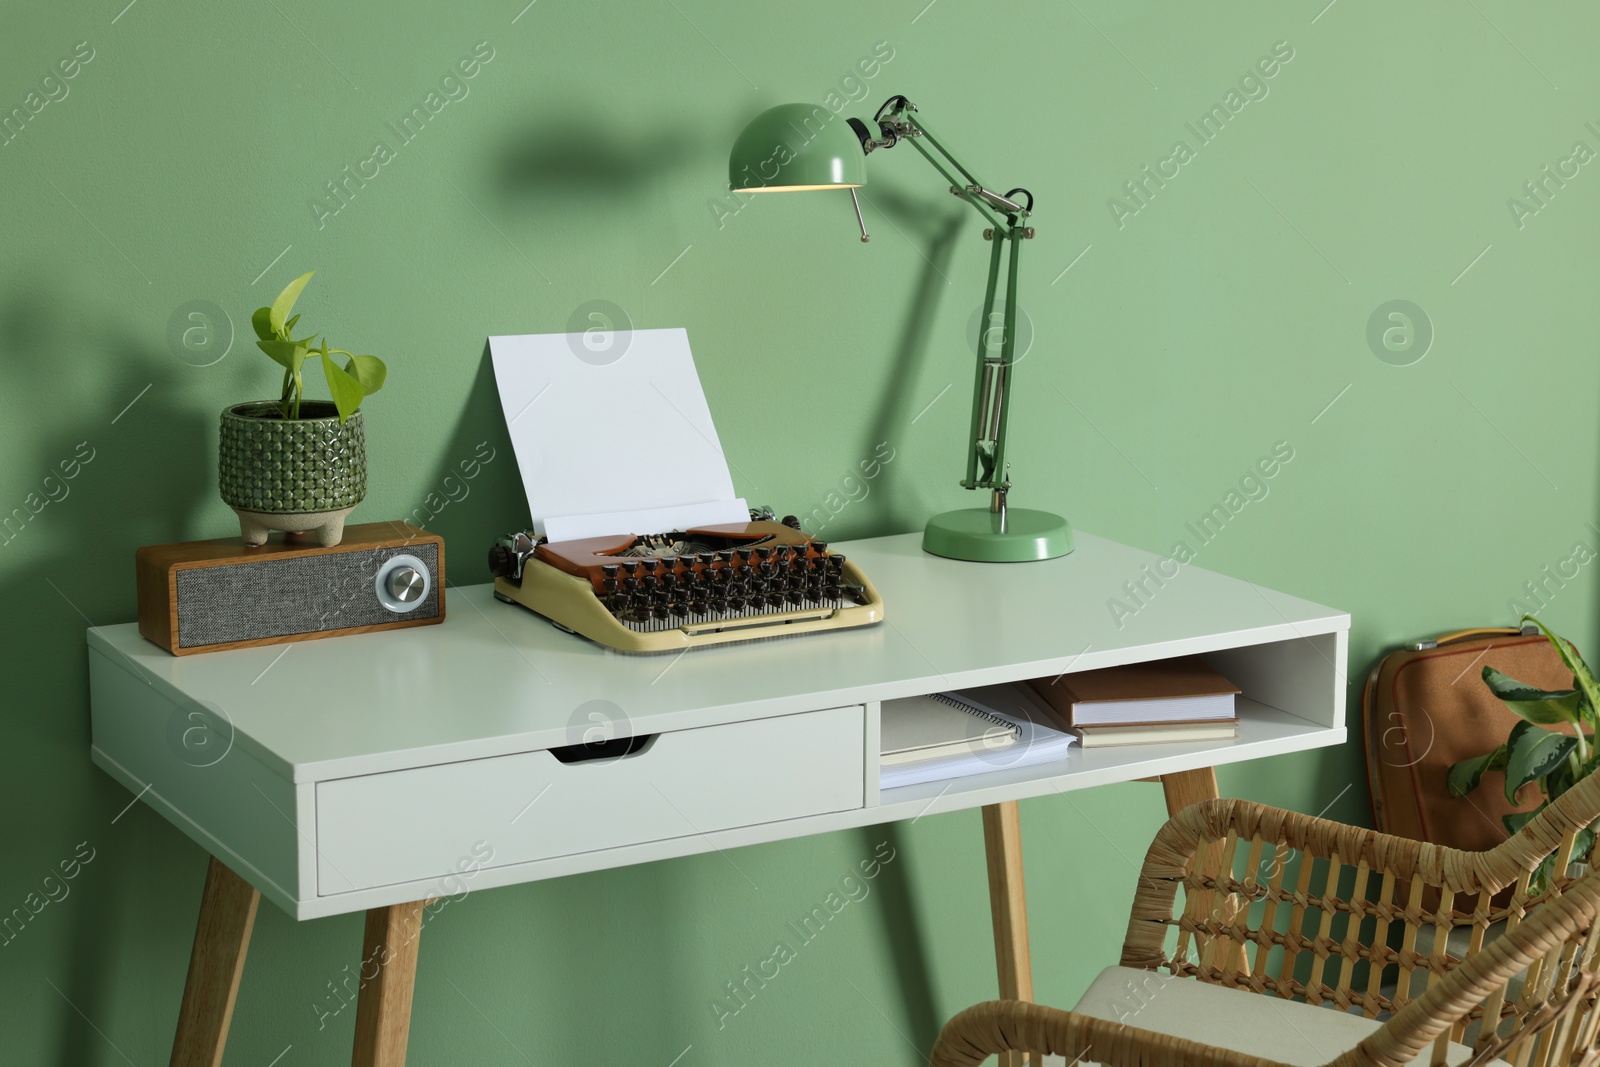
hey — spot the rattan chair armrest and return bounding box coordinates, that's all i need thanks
[1121,798,1462,970]
[1151,773,1600,894]
[1119,795,1540,976]
[1141,799,1473,889]
[1329,873,1600,1067]
[1120,774,1600,977]
[928,1000,1296,1067]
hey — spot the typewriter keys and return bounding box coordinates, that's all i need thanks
[490,519,884,651]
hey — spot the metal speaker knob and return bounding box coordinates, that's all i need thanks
[375,554,432,614]
[387,566,425,603]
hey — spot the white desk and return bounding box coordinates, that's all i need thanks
[87,530,1349,1066]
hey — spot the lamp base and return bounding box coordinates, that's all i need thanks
[922,507,1073,563]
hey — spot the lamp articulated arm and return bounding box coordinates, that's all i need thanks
[725,93,1072,560]
[850,96,1037,505]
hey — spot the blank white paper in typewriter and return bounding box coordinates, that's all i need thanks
[488,328,750,540]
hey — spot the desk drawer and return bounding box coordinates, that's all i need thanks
[315,705,866,895]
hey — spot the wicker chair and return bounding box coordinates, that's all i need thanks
[931,771,1600,1067]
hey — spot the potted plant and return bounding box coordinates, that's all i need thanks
[218,272,386,547]
[1448,616,1599,889]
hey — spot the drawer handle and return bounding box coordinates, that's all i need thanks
[548,734,655,764]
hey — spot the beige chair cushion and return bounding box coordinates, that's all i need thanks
[1038,966,1507,1067]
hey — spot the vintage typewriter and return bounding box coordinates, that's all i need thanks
[488,511,884,652]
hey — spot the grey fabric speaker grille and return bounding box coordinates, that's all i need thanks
[176,543,440,647]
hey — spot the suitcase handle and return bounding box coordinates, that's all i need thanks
[1415,625,1537,651]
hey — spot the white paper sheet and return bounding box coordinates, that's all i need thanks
[488,328,747,540]
[539,501,751,543]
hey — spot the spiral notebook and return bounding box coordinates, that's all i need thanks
[880,683,1078,789]
[880,691,1020,766]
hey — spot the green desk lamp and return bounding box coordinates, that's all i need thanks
[728,96,1072,562]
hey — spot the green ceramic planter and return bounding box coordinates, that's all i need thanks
[218,401,367,517]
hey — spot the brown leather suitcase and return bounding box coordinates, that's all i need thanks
[1362,625,1570,850]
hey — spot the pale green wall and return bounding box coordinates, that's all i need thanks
[3,0,1595,1063]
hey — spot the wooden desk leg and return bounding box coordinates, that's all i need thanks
[170,857,261,1067]
[1160,766,1219,814]
[351,901,427,1067]
[982,801,1038,1067]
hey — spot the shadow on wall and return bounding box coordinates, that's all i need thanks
[859,823,943,1057]
[398,344,527,581]
[0,278,216,557]
[0,274,218,1065]
[0,294,212,703]
[44,838,125,1067]
[850,186,966,537]
[1593,420,1600,649]
[493,108,706,205]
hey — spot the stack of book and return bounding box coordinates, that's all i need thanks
[1027,656,1240,747]
[879,683,1077,789]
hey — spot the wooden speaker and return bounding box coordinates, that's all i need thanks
[136,521,445,655]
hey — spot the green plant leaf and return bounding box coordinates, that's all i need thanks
[1531,853,1555,895]
[343,354,386,395]
[268,271,315,335]
[252,306,276,341]
[1523,615,1600,730]
[1524,823,1597,893]
[1568,826,1596,870]
[1545,751,1578,799]
[256,339,307,373]
[1505,720,1575,804]
[321,354,365,422]
[1448,744,1507,797]
[1481,665,1583,725]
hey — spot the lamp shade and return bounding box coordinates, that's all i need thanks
[727,103,866,192]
